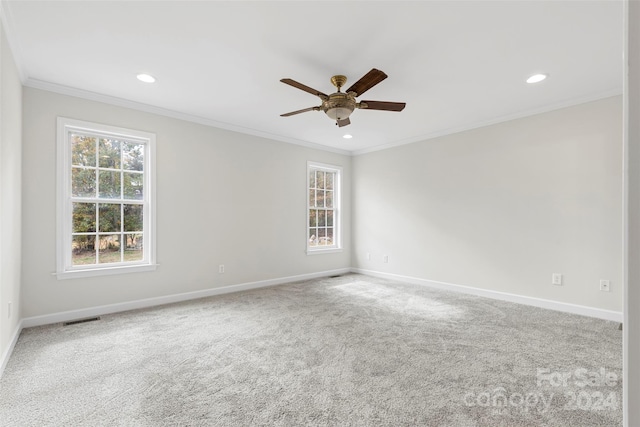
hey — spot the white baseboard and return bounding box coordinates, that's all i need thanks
[21,268,351,329]
[352,268,623,322]
[0,319,23,379]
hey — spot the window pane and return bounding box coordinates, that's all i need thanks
[71,134,96,167]
[318,228,327,245]
[309,209,317,227]
[72,235,96,265]
[99,203,121,232]
[309,170,315,188]
[327,210,334,227]
[326,190,333,208]
[98,234,121,264]
[326,173,334,190]
[98,170,122,199]
[318,210,326,226]
[123,172,144,200]
[73,203,96,233]
[309,228,318,246]
[124,204,143,232]
[99,138,121,169]
[309,189,315,208]
[123,142,144,171]
[124,234,143,261]
[326,228,334,245]
[316,171,325,189]
[316,190,325,208]
[71,168,96,197]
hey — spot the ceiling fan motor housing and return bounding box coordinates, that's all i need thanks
[323,92,356,120]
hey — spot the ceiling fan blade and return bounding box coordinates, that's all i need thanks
[280,106,320,117]
[280,79,329,100]
[336,118,351,127]
[360,100,406,112]
[345,68,388,97]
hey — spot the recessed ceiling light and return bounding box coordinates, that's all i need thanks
[136,73,156,83]
[526,73,547,84]
[343,134,353,139]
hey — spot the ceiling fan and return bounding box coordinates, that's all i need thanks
[280,68,406,127]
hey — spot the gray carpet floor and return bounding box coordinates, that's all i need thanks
[0,274,622,426]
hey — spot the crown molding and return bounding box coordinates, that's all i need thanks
[22,78,622,159]
[24,78,353,156]
[353,89,623,156]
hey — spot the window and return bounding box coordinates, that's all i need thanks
[56,118,156,279]
[307,162,341,253]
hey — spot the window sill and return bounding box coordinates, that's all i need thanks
[55,263,158,280]
[306,248,343,255]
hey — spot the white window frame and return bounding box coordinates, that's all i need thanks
[56,117,157,279]
[307,161,342,254]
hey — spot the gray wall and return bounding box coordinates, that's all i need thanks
[0,20,23,362]
[22,90,623,318]
[353,96,622,312]
[21,87,351,318]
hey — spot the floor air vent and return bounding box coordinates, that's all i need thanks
[63,317,101,326]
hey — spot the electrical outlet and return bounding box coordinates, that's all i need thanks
[383,255,389,263]
[600,280,611,292]
[219,264,225,274]
[552,273,562,286]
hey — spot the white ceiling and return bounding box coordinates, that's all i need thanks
[2,1,623,154]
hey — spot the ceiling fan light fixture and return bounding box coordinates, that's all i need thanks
[526,73,547,84]
[326,106,354,120]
